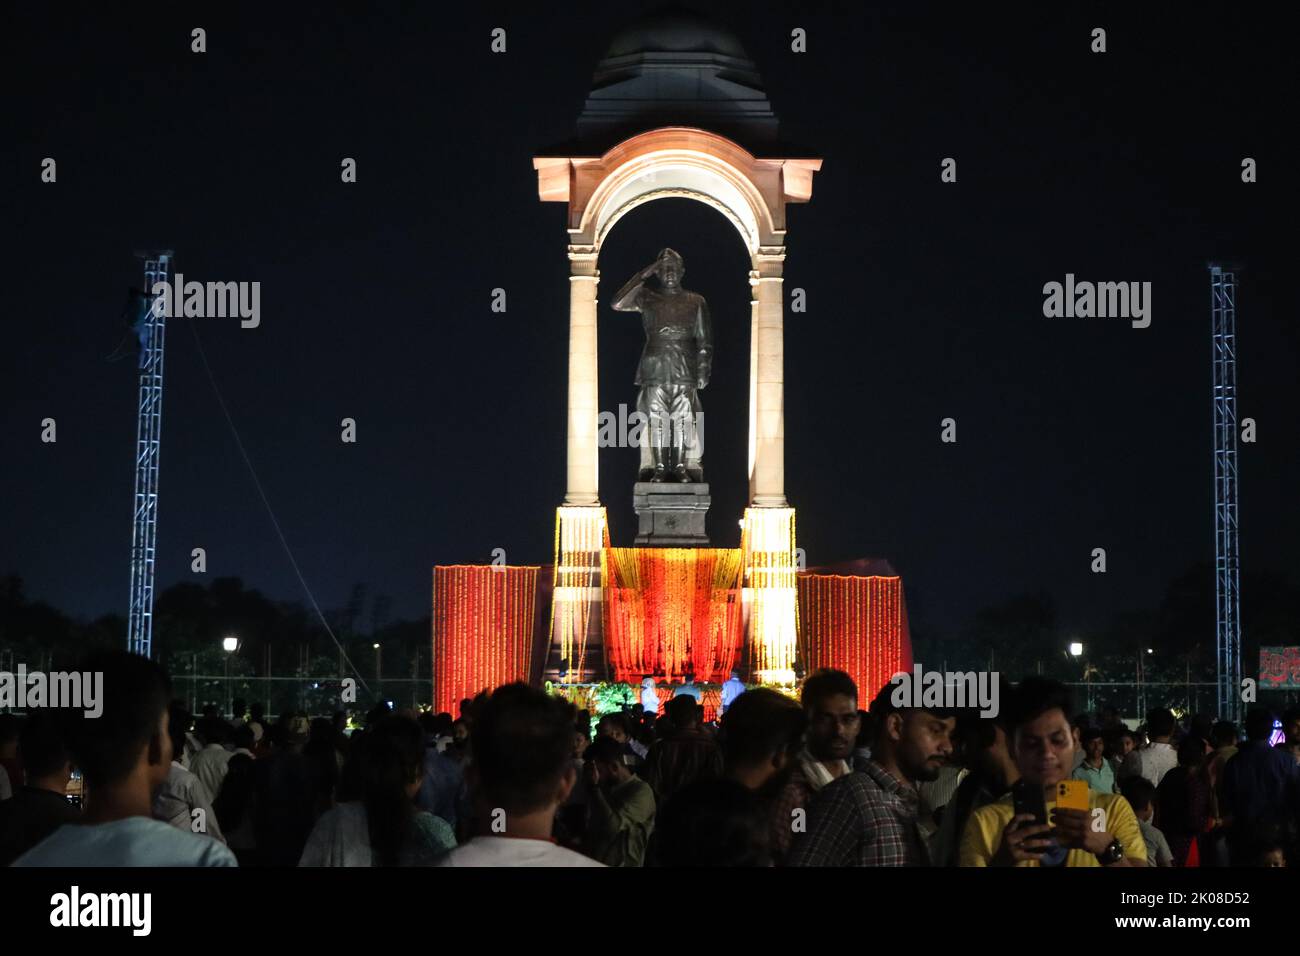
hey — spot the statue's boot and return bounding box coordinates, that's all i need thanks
[651,464,668,483]
[672,463,689,482]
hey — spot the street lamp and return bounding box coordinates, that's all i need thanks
[222,636,239,719]
[373,643,382,686]
[1067,642,1089,711]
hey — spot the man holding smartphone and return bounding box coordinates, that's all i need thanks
[958,677,1146,867]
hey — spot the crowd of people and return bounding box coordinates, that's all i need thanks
[1,648,1297,867]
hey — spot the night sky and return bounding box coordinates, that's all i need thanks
[5,3,1294,646]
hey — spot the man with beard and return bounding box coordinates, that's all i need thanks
[770,669,859,864]
[581,735,656,866]
[787,680,955,866]
[719,689,806,797]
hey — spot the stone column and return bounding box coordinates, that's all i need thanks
[565,249,600,506]
[749,252,787,507]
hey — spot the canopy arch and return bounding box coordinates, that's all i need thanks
[534,127,820,508]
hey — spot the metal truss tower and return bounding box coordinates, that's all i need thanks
[127,252,173,658]
[1210,265,1242,722]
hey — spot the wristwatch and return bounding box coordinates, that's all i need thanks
[1095,838,1125,865]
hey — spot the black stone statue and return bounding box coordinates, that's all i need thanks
[612,248,712,482]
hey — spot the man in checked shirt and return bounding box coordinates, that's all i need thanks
[786,681,956,866]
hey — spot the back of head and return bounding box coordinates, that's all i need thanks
[855,710,875,749]
[232,723,256,752]
[1147,708,1176,739]
[65,650,170,788]
[1190,713,1214,741]
[19,711,70,781]
[167,702,192,760]
[1243,706,1274,742]
[1177,735,1207,767]
[472,683,575,815]
[0,713,22,747]
[364,716,425,778]
[362,716,427,866]
[666,694,700,729]
[200,715,229,747]
[956,711,1010,767]
[719,689,805,769]
[308,717,334,745]
[1119,775,1156,814]
[651,778,772,867]
[1210,720,1238,749]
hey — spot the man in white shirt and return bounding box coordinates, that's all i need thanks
[14,650,236,867]
[640,678,661,716]
[188,720,234,802]
[153,703,226,844]
[437,683,603,867]
[1118,708,1178,788]
[720,671,746,715]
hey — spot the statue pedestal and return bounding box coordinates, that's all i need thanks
[633,482,711,546]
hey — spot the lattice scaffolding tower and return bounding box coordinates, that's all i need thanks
[1210,264,1242,722]
[127,251,173,657]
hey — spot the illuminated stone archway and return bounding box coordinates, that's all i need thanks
[535,126,821,510]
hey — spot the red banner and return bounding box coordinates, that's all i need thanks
[1260,646,1300,690]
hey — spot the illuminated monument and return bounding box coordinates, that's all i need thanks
[432,12,911,716]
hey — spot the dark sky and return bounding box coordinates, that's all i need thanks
[4,2,1295,645]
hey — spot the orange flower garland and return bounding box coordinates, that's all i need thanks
[432,564,539,713]
[796,573,912,703]
[603,547,744,683]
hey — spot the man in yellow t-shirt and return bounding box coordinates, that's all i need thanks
[959,677,1147,867]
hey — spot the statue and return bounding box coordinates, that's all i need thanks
[612,248,712,483]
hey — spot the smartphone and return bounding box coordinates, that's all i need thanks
[1010,780,1067,866]
[1012,779,1047,823]
[1055,779,1090,811]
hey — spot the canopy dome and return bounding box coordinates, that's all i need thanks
[563,7,779,154]
[602,11,753,60]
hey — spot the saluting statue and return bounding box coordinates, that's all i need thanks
[612,248,712,482]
